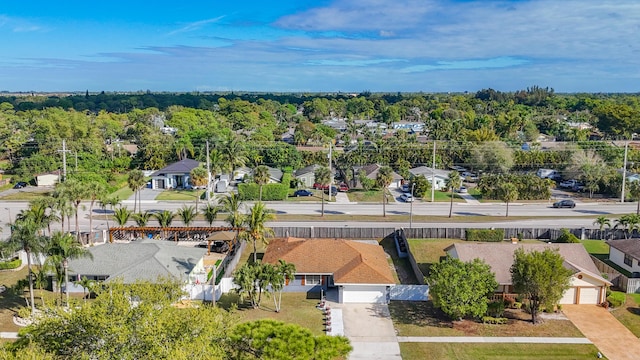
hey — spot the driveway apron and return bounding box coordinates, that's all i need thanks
[338,303,402,360]
[563,304,640,360]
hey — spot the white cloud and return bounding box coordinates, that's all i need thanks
[168,16,226,35]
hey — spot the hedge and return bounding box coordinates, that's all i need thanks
[607,291,626,308]
[482,316,507,324]
[465,229,504,242]
[237,172,293,201]
[0,258,22,270]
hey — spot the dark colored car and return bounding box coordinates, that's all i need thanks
[324,186,338,196]
[13,181,27,189]
[212,241,230,253]
[294,189,313,197]
[553,199,576,208]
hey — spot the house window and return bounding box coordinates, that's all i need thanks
[305,275,321,285]
[624,254,633,266]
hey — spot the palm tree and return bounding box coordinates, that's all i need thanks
[154,210,176,239]
[133,211,153,239]
[56,178,89,243]
[74,276,95,303]
[376,166,394,217]
[52,189,74,233]
[243,202,276,263]
[274,260,296,312]
[86,182,107,244]
[219,135,248,179]
[99,195,121,235]
[221,193,245,229]
[6,218,47,313]
[314,166,331,217]
[253,165,271,201]
[127,170,146,213]
[498,182,519,217]
[593,216,611,239]
[614,214,640,239]
[189,166,209,210]
[113,207,132,226]
[47,231,93,306]
[446,171,461,218]
[32,268,48,308]
[202,203,222,227]
[177,205,197,238]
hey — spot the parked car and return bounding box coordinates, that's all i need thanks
[294,189,313,197]
[461,172,478,182]
[338,183,349,192]
[553,199,576,208]
[324,186,338,196]
[313,183,329,190]
[457,186,468,193]
[13,181,27,189]
[559,179,580,189]
[401,184,410,192]
[399,193,414,202]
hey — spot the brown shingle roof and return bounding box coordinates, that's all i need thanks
[446,243,609,285]
[607,239,640,260]
[262,237,395,285]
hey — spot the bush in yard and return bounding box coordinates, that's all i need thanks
[0,258,22,270]
[554,228,580,243]
[482,316,507,325]
[607,291,626,308]
[486,301,505,317]
[465,229,504,242]
[427,256,498,320]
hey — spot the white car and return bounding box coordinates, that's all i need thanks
[400,193,414,202]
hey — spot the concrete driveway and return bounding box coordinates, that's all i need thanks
[563,304,640,360]
[337,303,402,360]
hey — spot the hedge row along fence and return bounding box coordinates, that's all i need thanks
[465,229,505,242]
[0,258,22,270]
[238,172,292,201]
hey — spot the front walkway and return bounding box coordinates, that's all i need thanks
[563,304,640,360]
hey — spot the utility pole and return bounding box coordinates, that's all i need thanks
[206,140,211,202]
[431,140,436,202]
[328,142,333,202]
[58,139,71,182]
[622,140,629,203]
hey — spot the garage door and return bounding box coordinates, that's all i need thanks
[342,285,387,303]
[560,287,576,304]
[578,287,600,305]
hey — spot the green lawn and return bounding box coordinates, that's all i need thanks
[0,190,51,201]
[400,343,605,360]
[110,186,134,201]
[612,293,640,338]
[346,189,384,202]
[581,239,609,260]
[407,239,463,275]
[155,189,204,201]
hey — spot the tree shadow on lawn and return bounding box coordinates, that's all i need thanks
[389,301,453,329]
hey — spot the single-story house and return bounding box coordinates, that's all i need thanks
[150,158,201,189]
[445,243,611,305]
[235,166,283,184]
[352,164,403,189]
[262,237,396,303]
[607,239,640,276]
[36,170,61,187]
[66,239,208,289]
[294,164,321,188]
[408,166,448,190]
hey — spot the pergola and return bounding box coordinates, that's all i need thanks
[108,226,241,245]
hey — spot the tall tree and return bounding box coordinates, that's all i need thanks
[56,178,89,243]
[376,166,394,217]
[243,202,275,263]
[221,193,245,229]
[274,260,296,313]
[127,170,146,213]
[253,165,270,201]
[427,256,498,320]
[6,218,47,313]
[98,195,120,237]
[510,248,573,324]
[314,166,331,217]
[498,182,519,217]
[86,181,107,244]
[446,171,461,218]
[47,231,93,306]
[628,180,640,215]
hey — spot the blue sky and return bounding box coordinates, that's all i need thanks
[1,0,639,93]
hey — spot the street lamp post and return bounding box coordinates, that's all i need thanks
[409,183,415,229]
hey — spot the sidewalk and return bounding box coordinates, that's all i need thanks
[397,336,591,344]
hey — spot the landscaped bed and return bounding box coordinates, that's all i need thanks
[400,343,604,360]
[389,301,584,338]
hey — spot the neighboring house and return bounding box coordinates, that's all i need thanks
[408,166,448,191]
[150,158,200,189]
[352,164,403,189]
[262,237,396,303]
[35,170,61,187]
[294,164,323,188]
[66,239,207,289]
[445,243,611,305]
[607,239,640,276]
[235,166,283,184]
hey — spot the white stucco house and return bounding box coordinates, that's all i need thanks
[446,242,611,305]
[409,166,448,191]
[35,171,61,187]
[352,164,403,189]
[262,237,396,304]
[607,239,640,276]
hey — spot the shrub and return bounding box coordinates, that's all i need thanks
[607,291,626,308]
[512,302,522,309]
[555,228,580,243]
[486,301,505,317]
[0,258,22,270]
[482,316,507,325]
[465,229,504,242]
